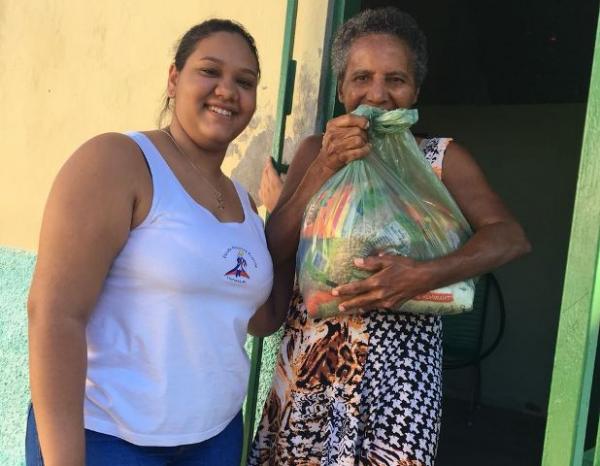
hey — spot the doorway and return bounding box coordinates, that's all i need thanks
[328,1,600,464]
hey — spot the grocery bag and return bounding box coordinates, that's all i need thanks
[297,105,476,319]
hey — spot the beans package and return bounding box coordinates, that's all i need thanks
[297,105,476,319]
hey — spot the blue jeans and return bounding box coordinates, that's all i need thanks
[25,405,243,466]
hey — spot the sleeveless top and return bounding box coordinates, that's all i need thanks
[83,132,273,446]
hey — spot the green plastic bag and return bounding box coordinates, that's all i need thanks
[297,105,475,319]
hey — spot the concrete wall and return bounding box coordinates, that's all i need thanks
[0,248,35,466]
[414,103,585,414]
[0,1,329,464]
[0,0,329,251]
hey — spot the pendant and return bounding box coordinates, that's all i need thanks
[216,192,225,210]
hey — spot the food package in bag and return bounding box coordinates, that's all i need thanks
[297,105,476,319]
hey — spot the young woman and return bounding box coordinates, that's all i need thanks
[27,19,284,466]
[249,8,531,466]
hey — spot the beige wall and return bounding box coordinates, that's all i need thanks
[0,0,329,251]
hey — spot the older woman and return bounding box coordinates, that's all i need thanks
[249,7,530,466]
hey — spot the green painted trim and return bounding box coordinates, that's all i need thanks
[583,447,594,465]
[270,0,299,168]
[242,336,264,464]
[541,14,600,466]
[242,1,298,463]
[320,0,362,128]
[243,1,363,456]
[595,416,600,465]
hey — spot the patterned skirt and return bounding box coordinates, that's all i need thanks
[248,291,443,466]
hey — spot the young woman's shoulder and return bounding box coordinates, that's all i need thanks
[68,132,143,171]
[48,132,152,231]
[57,132,148,192]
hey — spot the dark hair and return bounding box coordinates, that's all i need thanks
[331,7,428,88]
[159,19,260,126]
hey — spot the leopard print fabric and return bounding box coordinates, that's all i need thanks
[248,138,451,466]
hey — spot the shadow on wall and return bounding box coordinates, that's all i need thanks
[230,60,320,201]
[0,247,35,466]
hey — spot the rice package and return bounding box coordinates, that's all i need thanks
[297,105,475,319]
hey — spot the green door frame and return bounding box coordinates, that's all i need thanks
[241,1,298,463]
[321,0,362,126]
[242,5,360,457]
[243,4,361,461]
[542,11,600,466]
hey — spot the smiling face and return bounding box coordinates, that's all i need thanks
[338,33,419,113]
[168,31,258,152]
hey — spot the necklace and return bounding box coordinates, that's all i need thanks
[160,128,225,210]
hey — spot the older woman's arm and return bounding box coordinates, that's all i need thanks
[265,114,370,267]
[246,116,370,335]
[332,141,531,312]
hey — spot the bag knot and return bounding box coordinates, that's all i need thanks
[352,105,418,134]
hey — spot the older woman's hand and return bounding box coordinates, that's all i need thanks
[331,254,433,312]
[317,114,371,173]
[259,159,284,212]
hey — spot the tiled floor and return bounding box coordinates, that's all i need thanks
[436,398,546,466]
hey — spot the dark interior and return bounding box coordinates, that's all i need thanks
[355,1,599,464]
[364,0,598,105]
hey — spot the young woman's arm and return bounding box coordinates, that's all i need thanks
[332,141,532,311]
[243,193,293,337]
[27,133,149,466]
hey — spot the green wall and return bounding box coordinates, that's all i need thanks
[414,103,585,414]
[0,247,35,466]
[0,245,277,465]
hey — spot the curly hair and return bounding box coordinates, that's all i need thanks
[331,7,428,88]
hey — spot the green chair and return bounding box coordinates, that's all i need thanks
[442,273,506,425]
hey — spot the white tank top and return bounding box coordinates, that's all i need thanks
[83,132,273,446]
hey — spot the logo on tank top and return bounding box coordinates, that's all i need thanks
[223,247,257,284]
